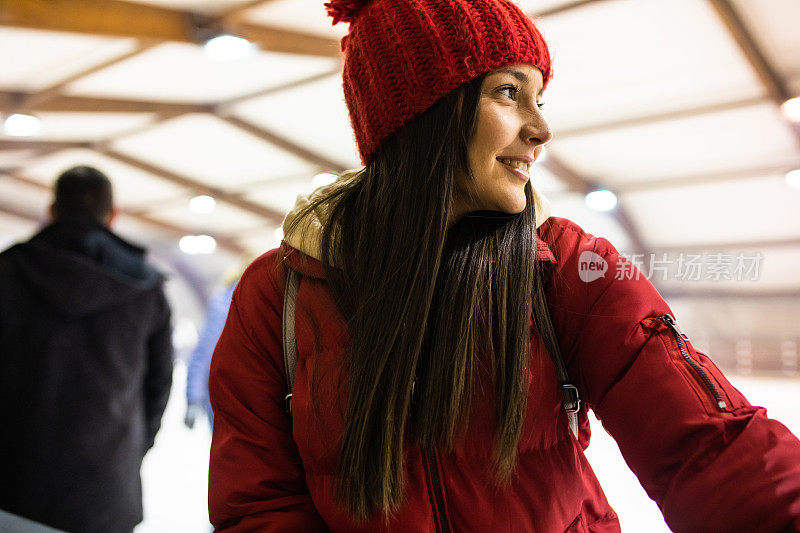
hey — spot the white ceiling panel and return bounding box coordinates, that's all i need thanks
[0,150,39,168]
[244,0,349,39]
[231,72,359,168]
[643,245,800,294]
[112,114,317,189]
[0,212,39,249]
[0,177,50,218]
[732,0,800,83]
[0,27,138,92]
[235,224,282,255]
[532,159,568,194]
[548,192,634,253]
[145,198,266,233]
[3,112,156,141]
[20,149,188,208]
[537,0,765,132]
[516,0,579,13]
[66,42,339,103]
[245,177,317,214]
[550,101,799,186]
[622,173,800,248]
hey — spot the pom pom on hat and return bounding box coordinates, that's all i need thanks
[324,0,371,25]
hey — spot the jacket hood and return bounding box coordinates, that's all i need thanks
[4,221,163,316]
[282,171,553,262]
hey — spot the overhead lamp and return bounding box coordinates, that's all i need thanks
[585,189,618,212]
[3,113,42,137]
[203,34,257,62]
[781,96,800,122]
[179,234,217,255]
[786,169,800,190]
[189,195,216,214]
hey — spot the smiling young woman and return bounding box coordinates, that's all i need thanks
[207,1,800,532]
[451,64,552,225]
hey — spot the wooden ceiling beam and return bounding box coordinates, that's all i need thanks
[97,148,286,225]
[556,95,769,139]
[0,0,197,41]
[617,163,796,193]
[707,0,800,149]
[219,115,348,172]
[0,140,89,151]
[654,236,800,254]
[0,0,340,57]
[0,92,212,114]
[230,22,340,58]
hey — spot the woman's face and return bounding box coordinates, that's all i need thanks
[450,63,552,225]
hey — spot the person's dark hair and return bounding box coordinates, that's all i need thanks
[283,73,561,523]
[53,166,113,224]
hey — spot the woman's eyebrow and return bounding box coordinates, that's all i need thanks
[493,67,544,96]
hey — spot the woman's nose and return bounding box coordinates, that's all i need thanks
[523,113,552,146]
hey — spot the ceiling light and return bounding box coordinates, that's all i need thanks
[203,34,257,62]
[781,96,800,122]
[179,235,217,254]
[312,172,338,188]
[3,113,41,137]
[786,169,800,190]
[585,189,618,212]
[189,195,216,214]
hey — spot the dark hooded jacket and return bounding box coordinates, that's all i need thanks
[0,219,173,533]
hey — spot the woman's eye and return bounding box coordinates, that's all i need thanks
[498,85,519,100]
[537,102,545,110]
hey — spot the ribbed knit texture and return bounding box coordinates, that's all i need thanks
[325,0,552,165]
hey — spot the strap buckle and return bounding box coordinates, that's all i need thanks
[561,384,581,414]
[284,393,293,417]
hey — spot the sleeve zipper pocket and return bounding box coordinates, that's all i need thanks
[657,314,728,410]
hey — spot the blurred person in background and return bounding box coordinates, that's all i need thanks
[0,166,174,533]
[208,1,800,532]
[184,273,241,431]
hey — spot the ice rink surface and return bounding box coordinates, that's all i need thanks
[136,362,800,532]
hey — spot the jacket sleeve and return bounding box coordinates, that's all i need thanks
[208,253,328,532]
[546,219,800,533]
[144,284,174,450]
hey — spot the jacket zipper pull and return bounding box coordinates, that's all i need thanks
[662,314,689,341]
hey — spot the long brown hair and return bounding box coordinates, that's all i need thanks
[283,73,558,522]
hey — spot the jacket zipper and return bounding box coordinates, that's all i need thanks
[427,449,451,533]
[660,314,727,410]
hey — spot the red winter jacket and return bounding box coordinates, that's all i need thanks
[209,215,800,532]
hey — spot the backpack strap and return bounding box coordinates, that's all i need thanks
[282,266,300,417]
[536,301,582,440]
[280,265,581,438]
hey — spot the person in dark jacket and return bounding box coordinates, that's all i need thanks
[0,166,174,533]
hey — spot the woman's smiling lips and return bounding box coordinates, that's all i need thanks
[496,156,532,182]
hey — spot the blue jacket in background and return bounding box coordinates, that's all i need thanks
[186,281,236,424]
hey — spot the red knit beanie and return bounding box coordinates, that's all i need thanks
[325,0,553,165]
